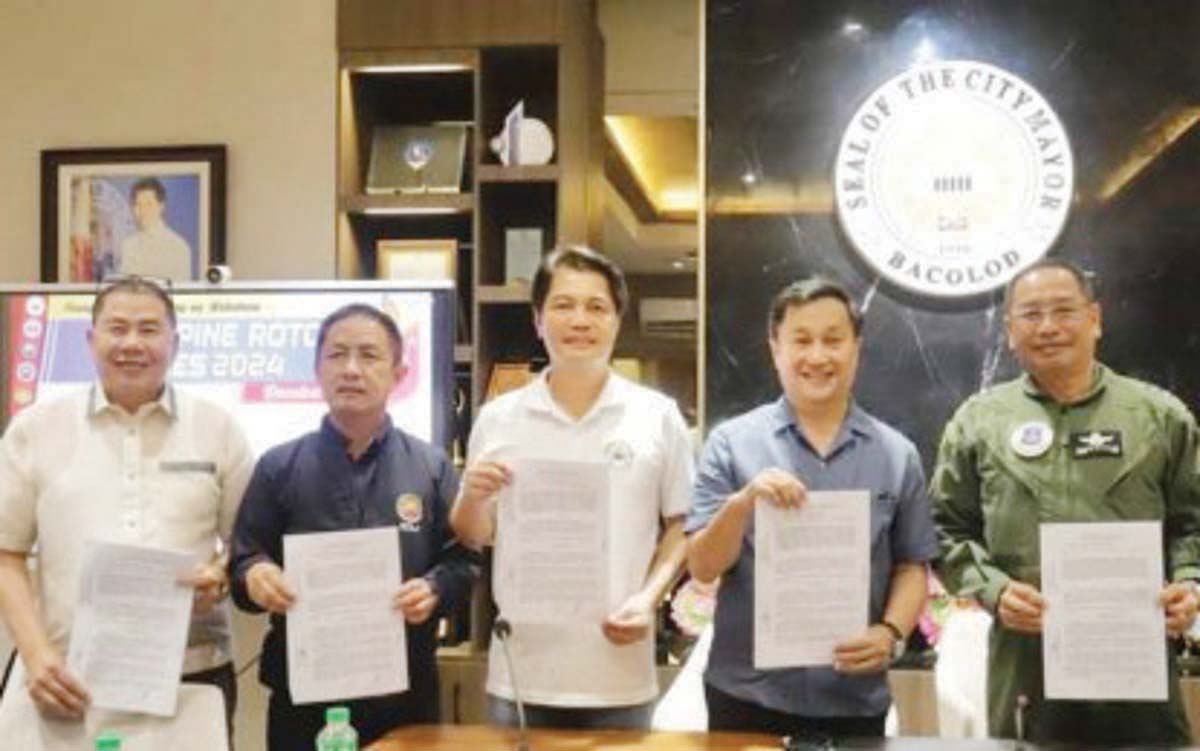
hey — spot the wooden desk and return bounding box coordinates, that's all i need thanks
[368,725,781,751]
[367,725,1035,751]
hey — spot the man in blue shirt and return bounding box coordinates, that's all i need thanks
[686,277,936,738]
[228,304,478,751]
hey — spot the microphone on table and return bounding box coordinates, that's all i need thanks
[493,617,531,751]
[1015,693,1030,747]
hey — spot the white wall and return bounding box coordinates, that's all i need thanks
[0,0,337,282]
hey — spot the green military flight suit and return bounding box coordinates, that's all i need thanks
[932,364,1200,744]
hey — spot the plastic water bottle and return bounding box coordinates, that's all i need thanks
[315,705,358,751]
[95,733,122,751]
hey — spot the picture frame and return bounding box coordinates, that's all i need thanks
[376,238,458,281]
[366,124,468,195]
[40,145,226,283]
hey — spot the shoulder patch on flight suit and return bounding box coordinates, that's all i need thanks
[1069,430,1123,459]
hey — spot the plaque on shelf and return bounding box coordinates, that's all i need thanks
[375,238,457,281]
[504,227,543,284]
[485,362,535,402]
[367,124,468,195]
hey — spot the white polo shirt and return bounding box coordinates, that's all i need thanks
[469,369,694,707]
[0,385,254,674]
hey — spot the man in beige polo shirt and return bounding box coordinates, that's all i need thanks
[0,277,254,726]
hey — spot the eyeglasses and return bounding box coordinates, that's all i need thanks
[1011,305,1089,327]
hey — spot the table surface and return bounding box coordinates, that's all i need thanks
[367,724,1199,751]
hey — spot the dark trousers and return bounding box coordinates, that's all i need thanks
[267,689,439,751]
[1026,698,1192,746]
[182,662,237,743]
[705,683,887,739]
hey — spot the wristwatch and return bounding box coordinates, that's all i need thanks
[880,619,906,661]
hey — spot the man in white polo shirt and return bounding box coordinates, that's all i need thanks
[451,246,694,729]
[0,277,254,728]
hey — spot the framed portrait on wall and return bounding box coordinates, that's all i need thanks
[40,145,226,282]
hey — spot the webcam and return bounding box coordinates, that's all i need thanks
[205,265,232,284]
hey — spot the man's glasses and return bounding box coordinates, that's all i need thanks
[1010,305,1088,327]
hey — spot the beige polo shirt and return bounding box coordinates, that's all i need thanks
[0,385,254,674]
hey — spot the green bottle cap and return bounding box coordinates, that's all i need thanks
[95,732,122,751]
[326,705,351,724]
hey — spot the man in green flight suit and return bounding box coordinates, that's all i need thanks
[932,258,1200,745]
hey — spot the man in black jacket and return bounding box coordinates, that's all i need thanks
[229,303,477,750]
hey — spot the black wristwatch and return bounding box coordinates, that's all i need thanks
[880,619,906,661]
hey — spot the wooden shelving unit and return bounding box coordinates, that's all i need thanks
[337,0,604,443]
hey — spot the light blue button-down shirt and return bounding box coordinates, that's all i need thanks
[686,397,937,718]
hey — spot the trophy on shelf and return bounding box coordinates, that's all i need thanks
[490,100,555,166]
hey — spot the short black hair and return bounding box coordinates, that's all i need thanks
[315,303,404,367]
[130,177,167,204]
[92,276,177,328]
[531,245,629,317]
[768,276,863,338]
[1004,258,1097,310]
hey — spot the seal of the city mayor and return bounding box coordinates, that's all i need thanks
[834,60,1073,298]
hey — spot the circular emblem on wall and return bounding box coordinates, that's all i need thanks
[834,60,1074,298]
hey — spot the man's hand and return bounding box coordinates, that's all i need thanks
[178,561,228,616]
[736,468,807,511]
[998,580,1045,634]
[245,561,296,614]
[459,461,512,506]
[1161,581,1199,638]
[25,646,89,720]
[601,594,655,646]
[833,625,894,674]
[394,577,439,625]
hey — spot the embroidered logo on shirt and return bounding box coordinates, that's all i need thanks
[603,439,634,467]
[396,493,424,532]
[159,460,217,473]
[1069,430,1123,459]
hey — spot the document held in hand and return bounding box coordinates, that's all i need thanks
[284,527,408,704]
[754,490,871,669]
[495,457,610,624]
[1041,520,1167,701]
[68,541,196,716]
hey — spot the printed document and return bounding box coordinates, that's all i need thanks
[754,490,871,668]
[1041,521,1167,701]
[496,458,609,623]
[285,527,407,704]
[67,541,195,716]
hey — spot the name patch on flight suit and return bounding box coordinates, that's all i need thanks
[1069,430,1123,459]
[396,493,424,532]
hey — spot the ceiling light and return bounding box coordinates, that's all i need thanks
[362,207,458,216]
[352,64,471,74]
[1097,105,1200,202]
[913,38,938,63]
